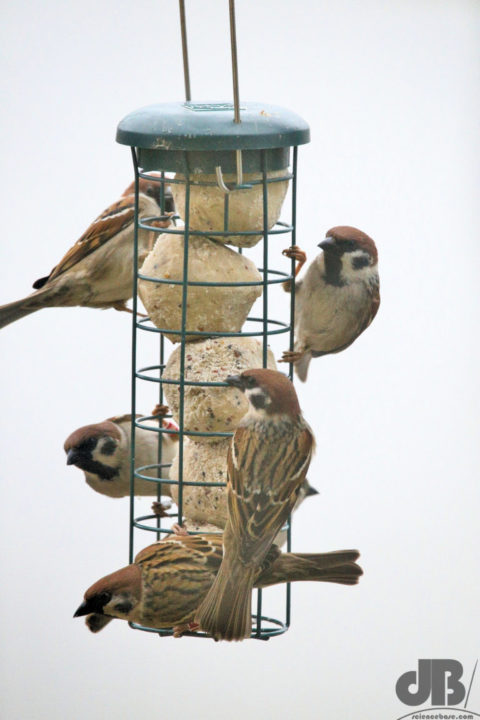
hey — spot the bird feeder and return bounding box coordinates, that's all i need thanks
[116,0,310,640]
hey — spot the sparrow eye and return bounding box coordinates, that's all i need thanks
[98,591,111,606]
[245,376,256,389]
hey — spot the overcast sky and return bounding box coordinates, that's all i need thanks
[1,1,479,719]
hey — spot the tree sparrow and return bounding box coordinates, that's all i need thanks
[0,178,174,329]
[281,226,380,381]
[74,532,362,635]
[64,413,178,499]
[195,368,315,641]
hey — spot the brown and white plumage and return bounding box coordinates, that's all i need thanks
[0,178,173,329]
[74,532,362,634]
[64,413,178,499]
[281,226,380,381]
[195,368,315,641]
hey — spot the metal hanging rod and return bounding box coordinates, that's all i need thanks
[179,0,191,102]
[178,0,241,123]
[178,0,244,191]
[229,0,241,124]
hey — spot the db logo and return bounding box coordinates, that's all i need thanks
[396,660,466,706]
[395,659,479,720]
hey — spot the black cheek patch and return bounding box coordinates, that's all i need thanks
[250,393,267,410]
[352,254,370,270]
[100,438,117,456]
[114,601,133,614]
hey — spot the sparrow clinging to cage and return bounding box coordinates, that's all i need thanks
[0,178,174,330]
[74,532,362,635]
[166,433,319,536]
[195,368,315,641]
[64,413,178,499]
[280,226,380,381]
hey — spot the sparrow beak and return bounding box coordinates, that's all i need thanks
[66,448,80,466]
[305,483,319,497]
[318,236,337,252]
[225,374,244,390]
[74,600,93,618]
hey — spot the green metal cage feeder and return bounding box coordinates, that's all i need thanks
[116,1,310,640]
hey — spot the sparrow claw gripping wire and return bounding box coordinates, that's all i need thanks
[151,501,173,518]
[282,245,307,291]
[279,350,305,365]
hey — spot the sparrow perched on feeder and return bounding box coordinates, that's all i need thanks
[280,226,380,381]
[0,178,174,330]
[195,368,315,641]
[168,432,319,538]
[64,413,178,499]
[74,532,362,635]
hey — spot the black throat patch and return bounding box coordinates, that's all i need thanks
[83,458,119,481]
[323,251,345,287]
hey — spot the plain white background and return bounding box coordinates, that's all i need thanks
[1,1,479,718]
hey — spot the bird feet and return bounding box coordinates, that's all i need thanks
[151,500,172,517]
[171,523,188,536]
[151,403,170,418]
[112,302,147,318]
[150,213,175,229]
[282,245,307,265]
[282,245,307,291]
[279,350,304,364]
[173,621,200,638]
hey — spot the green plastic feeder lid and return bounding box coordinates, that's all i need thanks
[116,101,310,174]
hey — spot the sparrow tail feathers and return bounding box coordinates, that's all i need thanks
[294,352,312,382]
[258,550,363,587]
[196,557,256,642]
[0,297,40,329]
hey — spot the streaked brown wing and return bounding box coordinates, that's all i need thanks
[226,426,313,563]
[135,533,224,573]
[46,196,136,282]
[135,535,224,627]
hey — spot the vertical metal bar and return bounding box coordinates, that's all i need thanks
[223,193,229,233]
[177,163,190,527]
[255,589,263,639]
[159,170,166,213]
[254,148,270,637]
[229,0,240,123]
[288,146,298,380]
[286,518,292,628]
[179,0,191,102]
[261,150,269,368]
[156,172,166,540]
[285,146,298,629]
[129,147,140,565]
[156,332,165,541]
